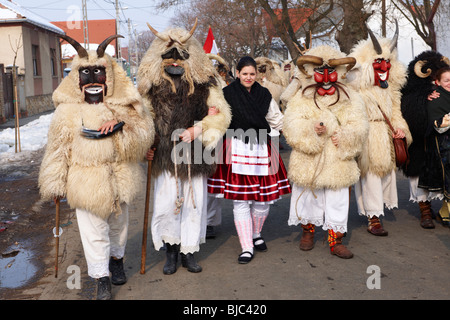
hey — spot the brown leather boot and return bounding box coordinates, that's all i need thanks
[367,216,388,236]
[419,201,435,229]
[299,224,315,251]
[328,230,353,259]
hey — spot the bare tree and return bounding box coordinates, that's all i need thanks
[257,0,339,59]
[129,30,155,64]
[158,0,271,68]
[335,0,375,53]
[392,0,440,50]
[9,34,23,153]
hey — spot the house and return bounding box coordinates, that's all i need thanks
[51,19,120,71]
[0,0,64,122]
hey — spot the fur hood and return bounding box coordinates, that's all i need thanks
[53,51,145,117]
[39,49,155,218]
[349,35,411,177]
[136,24,231,179]
[283,45,369,189]
[349,38,407,92]
[137,27,218,96]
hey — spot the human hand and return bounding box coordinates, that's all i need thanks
[146,147,156,161]
[331,132,339,147]
[180,126,202,143]
[314,122,326,135]
[438,114,450,128]
[428,90,440,101]
[208,106,219,116]
[393,128,405,139]
[98,119,119,134]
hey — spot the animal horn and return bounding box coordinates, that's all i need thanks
[97,34,124,58]
[59,34,88,59]
[366,25,382,55]
[442,56,450,66]
[180,18,198,43]
[414,60,432,78]
[296,55,323,78]
[147,22,170,41]
[207,53,229,69]
[389,20,399,52]
[328,57,357,79]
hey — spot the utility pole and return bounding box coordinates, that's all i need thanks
[82,0,89,50]
[115,0,122,64]
[134,29,139,67]
[127,18,132,79]
[381,0,386,37]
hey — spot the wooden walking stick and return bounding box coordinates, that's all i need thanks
[54,197,60,278]
[140,160,152,274]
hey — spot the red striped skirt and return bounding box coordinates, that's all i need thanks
[207,138,291,202]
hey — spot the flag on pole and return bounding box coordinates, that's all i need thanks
[203,26,219,55]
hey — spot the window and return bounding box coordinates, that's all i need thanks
[32,45,40,76]
[50,48,57,76]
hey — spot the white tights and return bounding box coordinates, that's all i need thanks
[233,201,270,254]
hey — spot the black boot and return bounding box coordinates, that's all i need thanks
[96,276,112,300]
[180,253,202,273]
[163,243,179,275]
[109,257,127,285]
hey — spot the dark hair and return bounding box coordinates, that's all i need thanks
[236,56,256,72]
[435,66,450,82]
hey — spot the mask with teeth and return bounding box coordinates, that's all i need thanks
[79,66,107,104]
[373,58,391,89]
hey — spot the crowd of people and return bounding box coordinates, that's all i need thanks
[38,22,449,300]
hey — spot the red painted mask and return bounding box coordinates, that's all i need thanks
[372,58,391,88]
[314,66,338,96]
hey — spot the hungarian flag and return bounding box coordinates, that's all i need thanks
[203,26,219,55]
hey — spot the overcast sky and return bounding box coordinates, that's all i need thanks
[11,0,177,45]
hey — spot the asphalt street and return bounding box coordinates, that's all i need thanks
[19,140,450,306]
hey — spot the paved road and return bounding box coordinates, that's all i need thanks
[22,140,450,305]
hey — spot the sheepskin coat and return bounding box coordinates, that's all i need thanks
[39,52,155,219]
[137,27,231,180]
[349,38,412,178]
[283,46,369,190]
[400,51,450,177]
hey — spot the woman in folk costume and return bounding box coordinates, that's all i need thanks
[208,56,291,264]
[137,20,231,274]
[284,45,369,259]
[350,22,412,236]
[39,35,154,300]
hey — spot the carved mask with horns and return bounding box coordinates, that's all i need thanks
[147,19,197,79]
[296,45,356,108]
[367,21,399,89]
[60,34,123,104]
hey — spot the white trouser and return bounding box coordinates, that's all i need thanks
[354,170,397,217]
[288,185,349,233]
[233,201,270,251]
[207,196,222,226]
[151,171,207,254]
[76,203,129,279]
[408,176,443,202]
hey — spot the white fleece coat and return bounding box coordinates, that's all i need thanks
[283,45,369,190]
[39,52,155,219]
[349,37,412,178]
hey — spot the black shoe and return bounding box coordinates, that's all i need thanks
[109,257,127,285]
[206,226,216,239]
[163,243,179,275]
[238,251,253,264]
[181,253,202,273]
[253,237,267,252]
[96,276,112,300]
